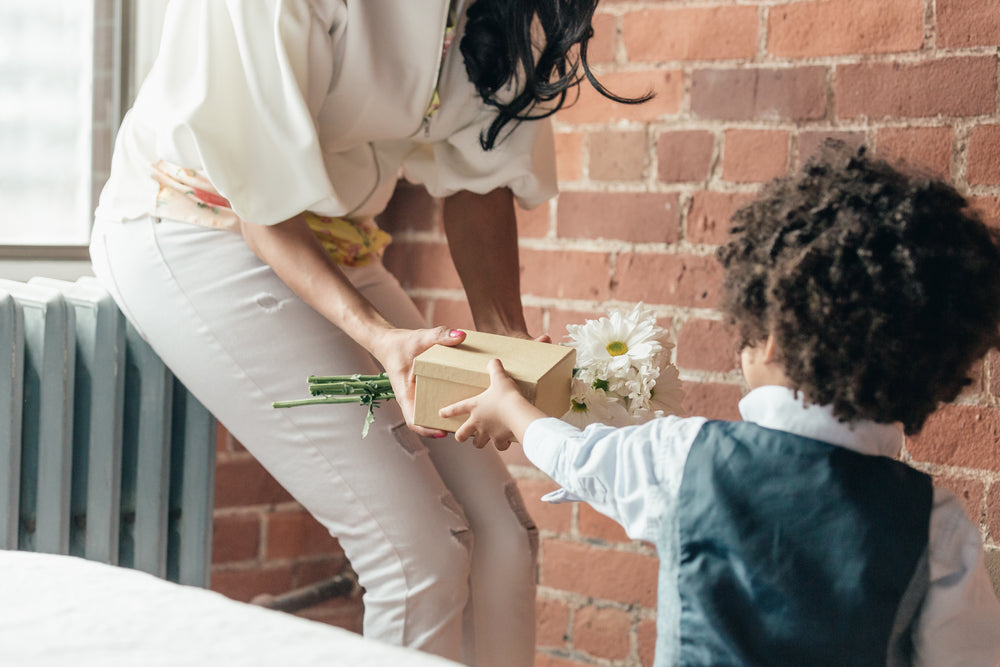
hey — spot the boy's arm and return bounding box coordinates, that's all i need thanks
[441,360,707,542]
[438,359,547,450]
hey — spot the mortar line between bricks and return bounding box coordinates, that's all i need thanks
[581,49,1000,75]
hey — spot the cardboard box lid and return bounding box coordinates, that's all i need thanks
[413,330,575,389]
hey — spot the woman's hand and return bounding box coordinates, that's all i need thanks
[438,359,546,450]
[369,326,468,438]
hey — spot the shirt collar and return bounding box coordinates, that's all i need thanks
[738,385,904,458]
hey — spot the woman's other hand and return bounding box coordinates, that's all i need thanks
[370,327,467,438]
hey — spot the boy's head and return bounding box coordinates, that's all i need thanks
[717,142,1000,434]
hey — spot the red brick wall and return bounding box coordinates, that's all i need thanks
[210,1,1000,665]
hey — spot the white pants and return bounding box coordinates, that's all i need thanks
[89,216,538,666]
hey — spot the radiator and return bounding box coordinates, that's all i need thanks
[0,277,216,587]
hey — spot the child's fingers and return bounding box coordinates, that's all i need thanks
[487,358,511,384]
[453,418,476,443]
[439,397,475,419]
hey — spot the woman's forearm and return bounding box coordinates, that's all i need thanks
[443,188,528,336]
[238,215,392,353]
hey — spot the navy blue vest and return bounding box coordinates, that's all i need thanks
[674,421,932,666]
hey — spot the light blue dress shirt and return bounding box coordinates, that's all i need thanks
[522,385,1000,666]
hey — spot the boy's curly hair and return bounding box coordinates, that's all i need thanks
[717,142,1000,434]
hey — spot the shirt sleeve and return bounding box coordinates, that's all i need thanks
[134,0,339,225]
[418,115,558,210]
[912,488,1000,666]
[521,416,707,543]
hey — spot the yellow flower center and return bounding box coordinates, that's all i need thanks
[606,341,628,357]
[571,400,588,413]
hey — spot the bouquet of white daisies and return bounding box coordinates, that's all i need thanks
[275,303,684,434]
[561,303,684,428]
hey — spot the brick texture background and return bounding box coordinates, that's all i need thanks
[209,2,1000,665]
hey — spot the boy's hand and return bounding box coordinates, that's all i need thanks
[439,358,544,450]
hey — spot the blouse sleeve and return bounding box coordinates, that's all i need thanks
[134,0,339,225]
[400,105,558,210]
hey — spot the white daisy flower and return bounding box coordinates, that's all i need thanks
[563,302,685,427]
[647,364,684,417]
[561,382,631,428]
[566,303,664,377]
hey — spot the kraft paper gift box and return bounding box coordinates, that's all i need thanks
[413,330,576,432]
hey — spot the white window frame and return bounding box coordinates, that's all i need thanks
[0,0,167,278]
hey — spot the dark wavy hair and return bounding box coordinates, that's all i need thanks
[717,142,1000,434]
[460,0,652,150]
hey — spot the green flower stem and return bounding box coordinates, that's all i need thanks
[273,371,396,437]
[308,373,389,383]
[272,395,389,409]
[309,380,392,396]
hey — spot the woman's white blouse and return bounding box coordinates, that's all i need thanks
[96,0,558,226]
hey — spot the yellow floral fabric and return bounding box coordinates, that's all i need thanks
[151,160,391,267]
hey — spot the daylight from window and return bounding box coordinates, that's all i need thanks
[0,1,95,246]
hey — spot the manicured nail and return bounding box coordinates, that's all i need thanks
[434,433,447,439]
[449,329,463,338]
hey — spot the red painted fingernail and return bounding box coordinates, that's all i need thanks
[434,433,447,439]
[449,329,463,338]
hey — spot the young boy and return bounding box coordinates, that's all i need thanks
[440,145,1000,666]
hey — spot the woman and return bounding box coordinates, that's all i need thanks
[89,1,644,664]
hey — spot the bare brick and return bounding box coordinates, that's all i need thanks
[988,485,1000,542]
[638,618,658,667]
[557,70,683,124]
[657,130,715,183]
[937,0,1000,48]
[768,0,923,57]
[573,605,632,660]
[676,318,740,373]
[691,67,827,122]
[589,12,617,65]
[540,539,659,607]
[876,126,953,178]
[723,129,790,183]
[681,381,744,420]
[836,57,996,120]
[214,457,294,508]
[579,503,632,543]
[555,132,584,182]
[967,125,1000,186]
[589,130,648,181]
[267,509,343,560]
[907,405,1000,471]
[613,252,724,308]
[797,131,866,168]
[686,191,756,246]
[212,513,261,564]
[624,6,758,62]
[558,192,680,244]
[536,597,571,648]
[520,248,613,301]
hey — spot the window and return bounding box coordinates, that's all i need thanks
[0,0,167,258]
